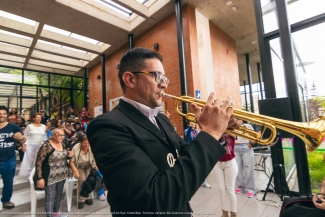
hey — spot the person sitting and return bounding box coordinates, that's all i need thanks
[313,177,325,210]
[35,128,73,216]
[69,135,97,209]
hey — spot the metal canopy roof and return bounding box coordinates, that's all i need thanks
[0,0,170,77]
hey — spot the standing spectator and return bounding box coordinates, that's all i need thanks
[234,123,256,198]
[66,108,77,121]
[49,118,56,129]
[16,117,26,128]
[19,113,47,177]
[79,107,91,122]
[69,135,97,209]
[40,110,49,125]
[46,122,53,141]
[18,113,26,124]
[215,133,239,217]
[184,121,199,144]
[0,106,26,209]
[57,120,72,150]
[16,117,27,163]
[8,108,18,124]
[79,107,91,132]
[35,128,73,217]
[184,121,211,188]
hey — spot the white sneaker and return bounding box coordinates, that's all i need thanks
[201,181,211,188]
[99,194,106,201]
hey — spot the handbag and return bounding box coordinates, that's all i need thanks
[279,196,325,217]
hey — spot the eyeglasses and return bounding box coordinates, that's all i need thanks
[131,71,169,86]
[55,134,65,137]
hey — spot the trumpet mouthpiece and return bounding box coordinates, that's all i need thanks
[159,91,166,97]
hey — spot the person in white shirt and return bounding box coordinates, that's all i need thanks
[19,113,47,177]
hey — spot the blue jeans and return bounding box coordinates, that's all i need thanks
[0,155,16,203]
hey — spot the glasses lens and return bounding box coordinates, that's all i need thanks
[155,73,169,86]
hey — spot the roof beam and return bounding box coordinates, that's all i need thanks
[0,54,25,63]
[23,22,44,68]
[0,16,35,37]
[0,16,104,54]
[28,59,80,72]
[0,60,24,68]
[34,43,93,61]
[111,0,150,18]
[0,43,28,57]
[0,32,30,47]
[31,51,89,68]
[26,64,75,75]
[40,29,102,54]
[56,0,130,31]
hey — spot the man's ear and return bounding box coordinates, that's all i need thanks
[122,72,136,88]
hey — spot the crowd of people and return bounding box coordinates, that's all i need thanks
[0,105,107,216]
[1,47,325,217]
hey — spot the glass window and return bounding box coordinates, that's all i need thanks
[282,138,298,192]
[49,88,61,117]
[50,74,61,87]
[50,74,71,87]
[72,90,85,115]
[269,38,287,98]
[72,77,84,89]
[260,0,279,34]
[61,76,72,88]
[291,22,325,98]
[287,0,325,25]
[24,70,49,86]
[60,89,71,120]
[0,67,22,83]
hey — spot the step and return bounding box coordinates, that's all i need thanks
[0,174,29,192]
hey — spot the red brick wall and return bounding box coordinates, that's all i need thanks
[88,4,240,135]
[210,22,241,109]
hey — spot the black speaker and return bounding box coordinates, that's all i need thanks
[258,97,294,138]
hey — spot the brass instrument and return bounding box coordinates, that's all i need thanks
[160,91,325,152]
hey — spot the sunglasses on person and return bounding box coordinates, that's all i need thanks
[131,71,169,86]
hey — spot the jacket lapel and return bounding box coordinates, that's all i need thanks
[116,99,170,147]
[155,114,179,157]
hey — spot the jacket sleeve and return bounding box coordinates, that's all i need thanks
[88,116,226,212]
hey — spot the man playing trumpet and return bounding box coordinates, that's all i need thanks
[87,47,240,216]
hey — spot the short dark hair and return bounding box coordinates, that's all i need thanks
[118,47,163,92]
[0,106,9,114]
[33,113,42,119]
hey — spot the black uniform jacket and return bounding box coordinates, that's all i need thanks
[87,99,226,216]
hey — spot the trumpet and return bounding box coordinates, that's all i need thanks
[160,91,325,152]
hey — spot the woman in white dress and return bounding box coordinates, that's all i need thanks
[19,113,47,177]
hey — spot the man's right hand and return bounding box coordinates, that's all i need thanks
[192,92,233,141]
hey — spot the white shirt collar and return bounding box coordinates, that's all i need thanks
[121,96,160,120]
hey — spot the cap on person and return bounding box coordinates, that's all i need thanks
[40,110,44,113]
[75,117,79,120]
